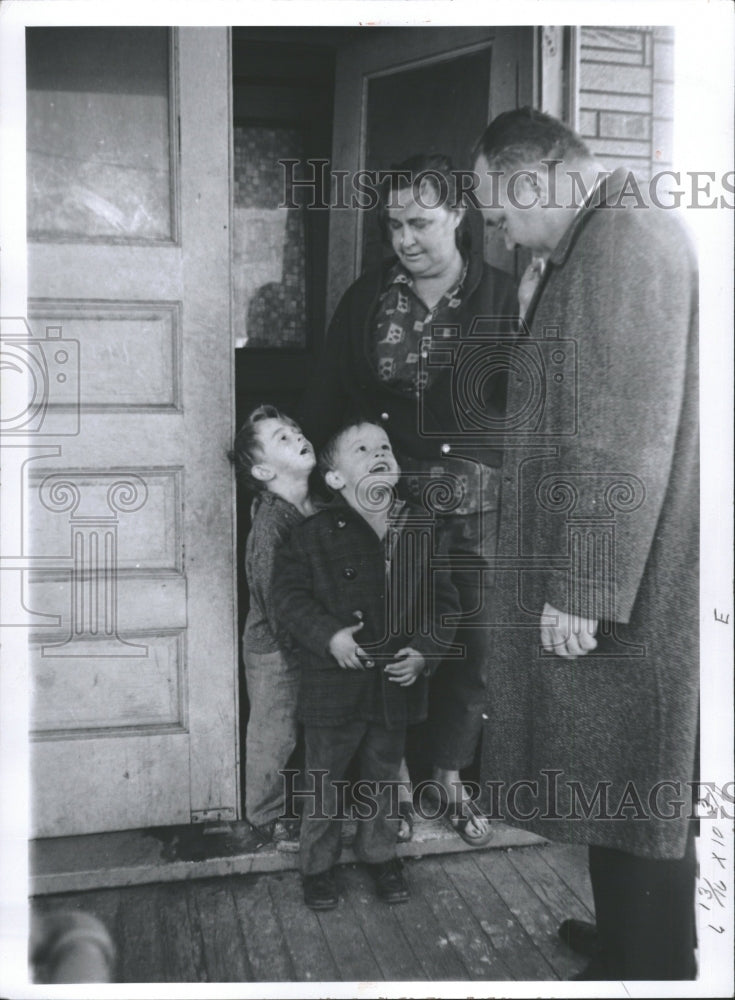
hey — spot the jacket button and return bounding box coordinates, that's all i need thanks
[380,411,389,421]
[441,443,451,455]
[336,518,347,528]
[343,567,356,579]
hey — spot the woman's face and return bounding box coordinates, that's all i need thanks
[386,182,463,281]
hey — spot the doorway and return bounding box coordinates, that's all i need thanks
[230,26,533,816]
[231,30,337,812]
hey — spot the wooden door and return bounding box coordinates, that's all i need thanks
[24,28,238,836]
[326,26,536,318]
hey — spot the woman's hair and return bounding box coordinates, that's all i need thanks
[377,152,471,254]
[472,107,592,172]
[228,403,291,493]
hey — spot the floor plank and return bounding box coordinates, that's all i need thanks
[231,875,295,982]
[506,845,594,928]
[313,868,383,983]
[116,884,167,983]
[471,848,585,981]
[157,880,208,982]
[338,864,425,981]
[440,852,557,981]
[412,856,513,980]
[266,871,340,982]
[537,843,595,915]
[189,881,254,983]
[30,842,594,984]
[387,857,476,980]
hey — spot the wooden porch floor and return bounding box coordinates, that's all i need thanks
[32,842,595,983]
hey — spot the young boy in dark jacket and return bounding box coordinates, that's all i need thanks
[272,421,460,909]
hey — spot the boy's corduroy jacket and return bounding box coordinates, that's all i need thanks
[272,499,461,729]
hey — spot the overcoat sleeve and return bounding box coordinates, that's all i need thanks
[539,209,697,623]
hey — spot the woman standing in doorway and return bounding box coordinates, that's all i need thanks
[300,154,518,845]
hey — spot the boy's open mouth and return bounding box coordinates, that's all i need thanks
[300,445,312,455]
[369,461,391,473]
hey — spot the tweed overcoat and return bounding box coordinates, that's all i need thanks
[272,500,461,729]
[483,168,699,859]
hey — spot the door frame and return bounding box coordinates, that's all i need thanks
[326,26,537,319]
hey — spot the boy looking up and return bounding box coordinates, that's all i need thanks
[273,422,460,909]
[229,404,316,844]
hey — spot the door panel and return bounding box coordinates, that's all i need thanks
[327,26,536,318]
[26,28,237,836]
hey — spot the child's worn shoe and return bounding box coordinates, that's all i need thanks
[366,857,409,904]
[302,869,338,910]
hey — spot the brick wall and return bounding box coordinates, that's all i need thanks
[578,26,675,181]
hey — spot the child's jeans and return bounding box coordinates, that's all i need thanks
[244,647,300,828]
[299,719,405,875]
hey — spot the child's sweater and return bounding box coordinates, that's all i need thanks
[243,490,307,655]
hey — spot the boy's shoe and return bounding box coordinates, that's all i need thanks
[302,869,339,911]
[367,858,410,904]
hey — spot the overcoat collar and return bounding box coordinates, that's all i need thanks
[522,167,631,327]
[548,166,631,268]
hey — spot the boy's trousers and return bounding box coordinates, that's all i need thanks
[300,719,405,876]
[244,648,300,828]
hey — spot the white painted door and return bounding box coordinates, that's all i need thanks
[23,27,238,835]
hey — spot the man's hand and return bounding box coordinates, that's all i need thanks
[384,647,425,687]
[328,622,366,669]
[540,602,598,658]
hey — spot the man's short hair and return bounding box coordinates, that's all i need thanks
[473,107,592,172]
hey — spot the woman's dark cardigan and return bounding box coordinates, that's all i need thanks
[299,235,518,469]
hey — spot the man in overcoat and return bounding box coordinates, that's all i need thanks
[473,109,699,980]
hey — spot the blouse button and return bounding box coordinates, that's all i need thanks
[380,411,389,421]
[343,567,357,580]
[336,518,347,528]
[441,443,451,455]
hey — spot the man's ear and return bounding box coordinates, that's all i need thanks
[324,469,344,491]
[251,463,274,483]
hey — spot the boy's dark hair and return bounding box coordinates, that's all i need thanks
[228,403,291,493]
[318,418,384,481]
[472,107,592,172]
[377,152,472,256]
